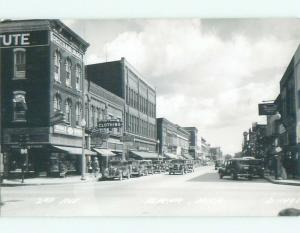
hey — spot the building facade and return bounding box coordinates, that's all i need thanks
[183,127,199,159]
[0,19,91,177]
[86,58,158,160]
[156,118,191,159]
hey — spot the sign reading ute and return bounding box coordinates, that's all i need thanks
[0,31,49,48]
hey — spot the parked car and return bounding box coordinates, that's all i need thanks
[128,160,144,177]
[169,159,187,175]
[186,160,194,172]
[101,160,131,180]
[218,158,253,180]
[247,158,264,178]
[215,160,223,170]
[140,160,153,175]
[153,160,165,173]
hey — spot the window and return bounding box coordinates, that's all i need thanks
[75,65,81,90]
[13,48,26,79]
[91,106,95,128]
[12,91,27,122]
[54,50,61,82]
[65,58,72,87]
[53,94,62,112]
[75,102,82,126]
[109,115,113,132]
[117,117,121,133]
[65,99,72,124]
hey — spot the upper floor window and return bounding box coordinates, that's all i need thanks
[75,64,82,91]
[65,99,72,124]
[12,91,27,122]
[65,58,72,87]
[75,102,82,126]
[54,50,61,82]
[13,48,26,79]
[53,94,62,112]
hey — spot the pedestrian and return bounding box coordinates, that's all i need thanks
[92,157,100,177]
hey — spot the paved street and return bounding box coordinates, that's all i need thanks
[1,166,300,216]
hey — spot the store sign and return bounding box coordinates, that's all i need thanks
[53,125,82,137]
[258,103,277,115]
[0,30,49,48]
[97,120,123,129]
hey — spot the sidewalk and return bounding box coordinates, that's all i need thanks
[264,174,300,186]
[0,174,99,187]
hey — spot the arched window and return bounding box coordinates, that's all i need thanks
[53,94,62,112]
[75,102,82,126]
[65,99,72,124]
[13,48,26,79]
[65,58,72,87]
[75,64,81,91]
[54,50,61,82]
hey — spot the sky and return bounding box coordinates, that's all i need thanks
[63,19,300,155]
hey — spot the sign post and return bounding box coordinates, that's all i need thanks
[258,103,277,115]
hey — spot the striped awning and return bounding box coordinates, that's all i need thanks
[130,151,163,160]
[164,153,178,159]
[182,154,194,160]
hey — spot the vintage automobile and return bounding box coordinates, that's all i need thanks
[152,160,165,173]
[128,160,145,177]
[169,159,187,175]
[140,160,153,175]
[186,160,194,173]
[101,160,131,180]
[247,158,264,178]
[218,158,253,180]
[215,160,223,170]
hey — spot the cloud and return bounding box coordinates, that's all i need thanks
[65,19,300,154]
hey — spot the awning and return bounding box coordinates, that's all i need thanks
[93,148,115,157]
[53,146,96,155]
[182,154,194,160]
[164,152,178,159]
[130,151,163,160]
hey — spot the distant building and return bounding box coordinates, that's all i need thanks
[210,147,223,161]
[199,137,211,160]
[156,118,192,159]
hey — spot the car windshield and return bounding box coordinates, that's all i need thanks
[233,160,251,165]
[109,161,121,166]
[248,160,263,165]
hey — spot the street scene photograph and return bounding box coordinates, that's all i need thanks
[1,18,300,217]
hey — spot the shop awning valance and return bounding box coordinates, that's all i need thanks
[130,151,163,160]
[93,148,116,157]
[53,146,96,155]
[164,152,178,159]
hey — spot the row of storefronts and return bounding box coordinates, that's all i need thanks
[0,19,220,178]
[242,43,300,179]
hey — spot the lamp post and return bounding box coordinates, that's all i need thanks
[81,118,86,180]
[157,139,160,161]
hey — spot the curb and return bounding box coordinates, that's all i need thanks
[264,176,300,186]
[0,178,99,187]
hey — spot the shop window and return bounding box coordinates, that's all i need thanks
[12,91,27,122]
[53,93,62,112]
[65,99,72,124]
[65,58,72,87]
[54,50,61,82]
[13,48,26,79]
[75,64,81,91]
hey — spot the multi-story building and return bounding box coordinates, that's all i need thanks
[183,127,199,159]
[85,79,125,159]
[199,137,211,161]
[86,58,158,160]
[156,118,191,159]
[0,19,91,176]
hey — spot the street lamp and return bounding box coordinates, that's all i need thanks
[157,139,160,161]
[81,118,86,180]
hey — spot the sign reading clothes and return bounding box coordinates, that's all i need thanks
[97,120,123,129]
[258,103,277,115]
[0,30,49,48]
